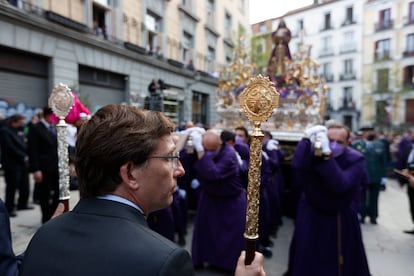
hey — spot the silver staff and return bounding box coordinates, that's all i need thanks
[48,83,75,212]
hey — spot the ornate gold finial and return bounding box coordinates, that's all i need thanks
[239,75,279,265]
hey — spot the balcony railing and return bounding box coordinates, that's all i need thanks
[320,74,334,82]
[340,44,357,53]
[319,48,334,57]
[374,51,391,61]
[340,73,356,81]
[403,50,414,57]
[404,16,414,26]
[375,20,394,32]
[320,24,334,32]
[341,19,356,27]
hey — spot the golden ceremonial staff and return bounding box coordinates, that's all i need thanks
[48,83,75,212]
[239,75,280,265]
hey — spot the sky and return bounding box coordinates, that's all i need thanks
[249,0,314,24]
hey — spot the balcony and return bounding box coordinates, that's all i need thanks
[341,19,356,27]
[375,20,394,32]
[340,44,357,54]
[374,51,391,62]
[339,99,356,111]
[404,16,414,26]
[320,74,334,82]
[319,48,334,57]
[403,50,414,57]
[340,73,356,81]
[320,24,334,32]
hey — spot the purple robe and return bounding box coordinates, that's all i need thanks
[192,144,246,271]
[288,138,370,276]
[147,206,175,242]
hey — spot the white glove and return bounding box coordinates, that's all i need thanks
[316,132,331,155]
[304,125,327,138]
[235,152,243,167]
[190,131,204,152]
[266,139,279,151]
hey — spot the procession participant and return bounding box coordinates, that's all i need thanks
[394,128,414,234]
[191,129,247,272]
[0,114,32,217]
[19,105,265,276]
[27,107,59,223]
[286,123,370,276]
[352,125,388,224]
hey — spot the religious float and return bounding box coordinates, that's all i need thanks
[216,20,328,218]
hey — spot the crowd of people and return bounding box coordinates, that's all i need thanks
[2,102,414,275]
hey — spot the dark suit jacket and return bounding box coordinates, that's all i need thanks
[0,125,28,170]
[20,198,194,276]
[0,199,21,276]
[27,122,58,173]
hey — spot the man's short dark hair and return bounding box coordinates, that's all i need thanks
[7,114,25,124]
[220,130,236,143]
[75,104,174,198]
[43,107,53,117]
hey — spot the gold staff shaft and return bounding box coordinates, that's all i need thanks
[244,125,263,264]
[239,75,280,265]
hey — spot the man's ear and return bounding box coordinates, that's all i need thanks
[119,162,140,189]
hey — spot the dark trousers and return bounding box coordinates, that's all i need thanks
[38,171,59,223]
[360,183,381,220]
[4,167,29,212]
[407,185,414,224]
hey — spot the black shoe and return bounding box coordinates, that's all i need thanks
[17,205,34,210]
[370,218,377,224]
[177,234,186,247]
[8,210,17,217]
[403,230,414,235]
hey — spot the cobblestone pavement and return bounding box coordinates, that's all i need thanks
[2,177,414,276]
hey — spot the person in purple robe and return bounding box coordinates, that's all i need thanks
[262,131,285,239]
[190,129,247,272]
[285,123,371,276]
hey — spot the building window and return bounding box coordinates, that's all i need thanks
[323,12,332,30]
[206,46,216,74]
[376,68,389,92]
[375,39,391,60]
[405,34,414,55]
[92,3,110,39]
[321,62,333,82]
[182,0,193,11]
[403,65,414,88]
[192,92,208,125]
[344,59,353,74]
[238,0,245,14]
[182,31,194,64]
[206,0,215,27]
[145,12,162,54]
[341,87,354,109]
[376,8,392,31]
[259,24,266,33]
[345,6,354,24]
[406,99,414,123]
[224,12,232,39]
[409,2,414,24]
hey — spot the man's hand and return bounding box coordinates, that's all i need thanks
[235,251,266,276]
[304,125,327,139]
[51,203,65,219]
[33,171,43,183]
[316,132,331,155]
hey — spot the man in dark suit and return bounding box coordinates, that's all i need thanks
[19,104,265,276]
[0,114,31,217]
[27,107,59,223]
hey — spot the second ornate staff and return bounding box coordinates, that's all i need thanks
[239,75,280,265]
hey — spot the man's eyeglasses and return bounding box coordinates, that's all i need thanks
[147,153,181,169]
